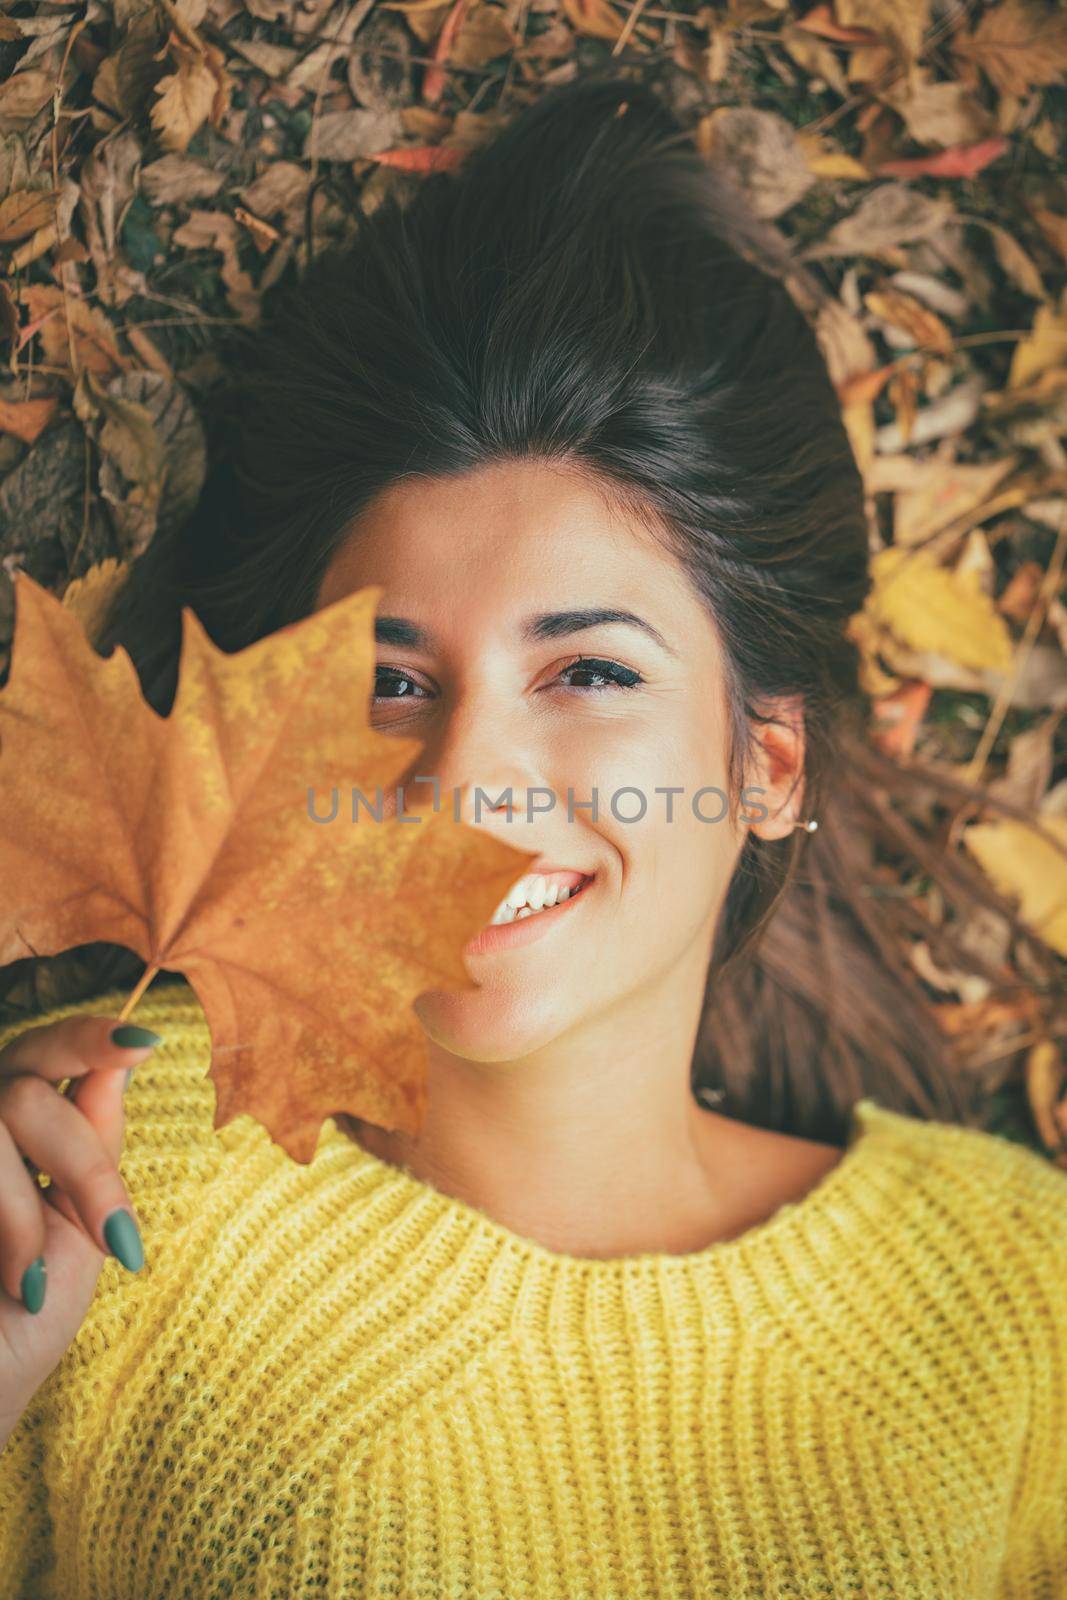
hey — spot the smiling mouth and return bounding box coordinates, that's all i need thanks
[487,871,595,926]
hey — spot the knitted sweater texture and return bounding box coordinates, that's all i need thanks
[1,981,1065,1600]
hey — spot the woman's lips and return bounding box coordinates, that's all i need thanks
[464,874,595,957]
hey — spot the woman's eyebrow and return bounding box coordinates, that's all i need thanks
[375,608,677,658]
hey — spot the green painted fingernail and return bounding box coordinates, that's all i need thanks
[21,1256,46,1314]
[104,1209,144,1273]
[110,1025,161,1049]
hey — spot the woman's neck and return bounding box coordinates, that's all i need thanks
[336,949,837,1260]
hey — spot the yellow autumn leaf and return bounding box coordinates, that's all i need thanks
[864,545,1014,671]
[962,816,1067,958]
[1009,290,1067,390]
[796,131,870,180]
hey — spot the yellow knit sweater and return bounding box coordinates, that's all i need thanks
[1,981,1066,1600]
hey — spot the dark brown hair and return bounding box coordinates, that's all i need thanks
[3,68,1060,1147]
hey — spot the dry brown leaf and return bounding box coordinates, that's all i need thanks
[19,284,126,378]
[140,153,226,205]
[815,297,878,387]
[1025,1038,1067,1157]
[0,189,56,245]
[0,70,54,129]
[804,183,953,258]
[151,36,231,154]
[450,1,518,68]
[832,0,929,60]
[0,394,58,447]
[952,0,1067,97]
[702,107,815,219]
[1029,206,1067,263]
[865,287,954,354]
[891,456,1019,546]
[877,73,995,147]
[0,573,539,1164]
[60,556,132,644]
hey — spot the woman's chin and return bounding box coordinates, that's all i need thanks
[413,986,563,1063]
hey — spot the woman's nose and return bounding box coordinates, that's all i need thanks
[395,693,546,831]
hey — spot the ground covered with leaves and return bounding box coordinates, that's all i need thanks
[0,0,1065,1151]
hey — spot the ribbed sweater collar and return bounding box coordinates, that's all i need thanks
[289,1095,900,1342]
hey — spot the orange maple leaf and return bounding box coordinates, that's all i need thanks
[0,571,537,1162]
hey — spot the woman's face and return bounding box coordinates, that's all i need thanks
[314,459,797,1063]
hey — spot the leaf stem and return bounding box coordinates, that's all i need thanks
[115,963,162,1024]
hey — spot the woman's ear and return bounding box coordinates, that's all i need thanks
[744,697,807,842]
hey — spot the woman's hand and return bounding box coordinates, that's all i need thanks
[0,1014,160,1444]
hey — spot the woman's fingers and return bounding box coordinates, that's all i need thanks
[0,1014,160,1312]
[0,1014,160,1085]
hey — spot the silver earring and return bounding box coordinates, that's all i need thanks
[796,818,818,833]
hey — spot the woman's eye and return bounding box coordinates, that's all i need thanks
[556,656,644,693]
[374,668,430,701]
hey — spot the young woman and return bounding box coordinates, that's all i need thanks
[1,70,1064,1599]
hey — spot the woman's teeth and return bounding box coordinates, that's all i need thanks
[489,873,589,924]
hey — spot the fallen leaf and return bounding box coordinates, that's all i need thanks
[424,0,471,101]
[831,0,930,61]
[870,677,932,757]
[796,130,870,179]
[0,70,54,129]
[891,455,1019,546]
[804,183,954,258]
[560,0,626,44]
[0,573,539,1163]
[951,0,1067,98]
[703,107,815,219]
[874,374,984,452]
[0,395,58,447]
[860,544,1015,672]
[150,35,231,154]
[976,219,1046,301]
[794,4,880,45]
[987,712,1061,812]
[816,296,878,387]
[865,287,954,354]
[1025,1038,1067,1155]
[1027,206,1067,263]
[962,815,1067,958]
[450,1,518,68]
[303,106,406,164]
[877,73,995,147]
[874,138,1009,180]
[140,153,226,205]
[0,188,56,244]
[18,284,125,379]
[60,555,131,643]
[1009,290,1067,389]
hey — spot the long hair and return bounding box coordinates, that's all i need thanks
[2,68,1058,1146]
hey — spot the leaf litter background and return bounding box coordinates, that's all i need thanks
[0,0,1065,1156]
